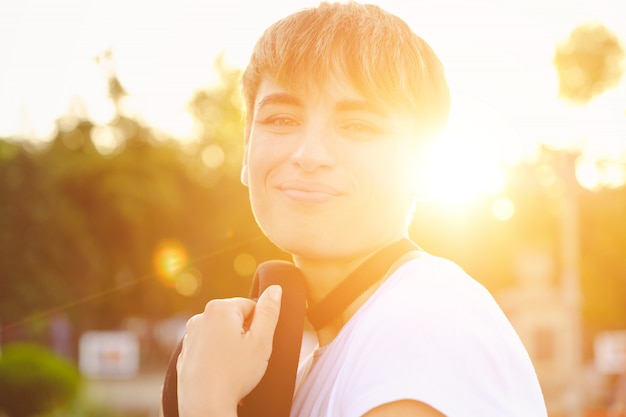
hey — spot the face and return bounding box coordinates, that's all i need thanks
[241,76,421,261]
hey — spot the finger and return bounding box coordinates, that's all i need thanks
[201,297,256,328]
[227,298,257,331]
[226,297,257,326]
[249,285,282,340]
[185,313,201,332]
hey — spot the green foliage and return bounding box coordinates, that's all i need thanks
[0,343,81,417]
[0,139,94,323]
[185,56,246,183]
[0,61,282,337]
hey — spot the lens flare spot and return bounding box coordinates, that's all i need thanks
[153,240,188,287]
[233,253,257,277]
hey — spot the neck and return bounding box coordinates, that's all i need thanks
[294,254,368,346]
[294,255,365,306]
[292,235,409,345]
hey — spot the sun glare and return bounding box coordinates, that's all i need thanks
[415,96,512,208]
[417,139,506,207]
[152,239,203,296]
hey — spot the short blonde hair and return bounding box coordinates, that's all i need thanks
[241,1,450,138]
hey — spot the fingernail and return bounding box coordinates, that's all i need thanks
[268,285,282,301]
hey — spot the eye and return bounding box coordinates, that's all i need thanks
[254,114,301,135]
[339,119,386,140]
[342,121,382,133]
[265,116,299,127]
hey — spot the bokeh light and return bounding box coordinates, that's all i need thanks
[153,239,188,287]
[576,158,602,191]
[233,253,257,277]
[174,269,202,297]
[201,144,225,169]
[492,197,516,221]
[90,125,125,156]
[576,157,626,191]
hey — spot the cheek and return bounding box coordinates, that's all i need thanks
[361,147,412,184]
[245,140,287,197]
[362,154,416,207]
[246,140,273,179]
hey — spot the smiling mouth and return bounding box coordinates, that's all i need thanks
[277,181,343,203]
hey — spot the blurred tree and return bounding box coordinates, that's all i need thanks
[0,58,283,342]
[185,55,247,183]
[0,343,81,417]
[0,137,95,330]
[44,116,197,327]
[554,22,624,103]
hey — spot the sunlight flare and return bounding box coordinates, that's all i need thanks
[153,239,188,287]
[414,96,510,208]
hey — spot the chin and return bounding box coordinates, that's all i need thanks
[265,231,335,260]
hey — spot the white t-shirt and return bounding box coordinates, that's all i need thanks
[291,254,547,417]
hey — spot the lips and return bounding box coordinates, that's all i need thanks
[276,180,344,203]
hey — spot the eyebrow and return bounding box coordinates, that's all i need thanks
[255,94,387,116]
[255,93,302,110]
[336,99,387,116]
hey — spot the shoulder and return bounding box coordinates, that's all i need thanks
[388,254,488,296]
[348,254,509,342]
[335,255,546,417]
[365,255,504,327]
[354,255,523,360]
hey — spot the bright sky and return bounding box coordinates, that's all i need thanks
[1,0,625,197]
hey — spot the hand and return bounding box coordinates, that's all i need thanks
[177,285,283,417]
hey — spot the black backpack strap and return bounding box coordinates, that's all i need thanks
[162,337,183,417]
[240,261,307,417]
[306,238,419,331]
[161,261,306,417]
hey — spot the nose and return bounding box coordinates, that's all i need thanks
[289,123,335,172]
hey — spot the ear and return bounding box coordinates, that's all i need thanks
[240,162,249,186]
[240,126,251,187]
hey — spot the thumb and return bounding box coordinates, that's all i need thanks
[249,285,282,340]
